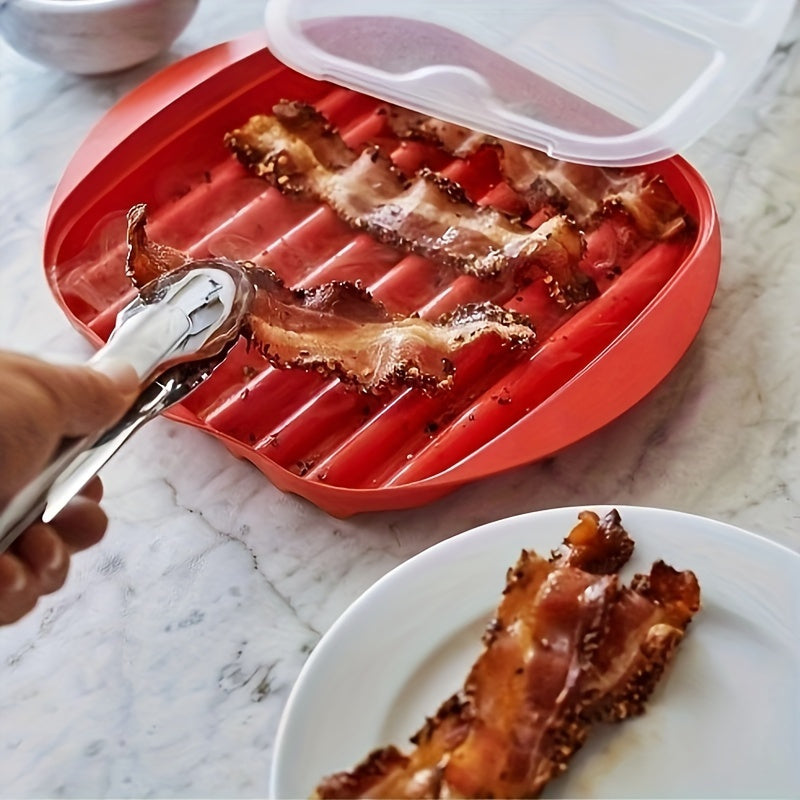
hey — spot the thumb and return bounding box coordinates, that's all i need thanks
[14,356,139,439]
[0,354,139,506]
[88,358,140,398]
[62,360,140,437]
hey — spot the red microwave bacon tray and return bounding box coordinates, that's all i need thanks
[44,33,721,516]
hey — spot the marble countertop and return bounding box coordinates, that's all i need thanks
[1,2,799,797]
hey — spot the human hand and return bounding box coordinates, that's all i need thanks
[0,352,137,625]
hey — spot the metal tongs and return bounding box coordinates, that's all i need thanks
[0,260,254,553]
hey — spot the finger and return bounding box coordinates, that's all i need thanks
[11,524,70,596]
[0,356,137,502]
[0,553,39,625]
[48,495,109,553]
[11,355,138,438]
[77,476,104,503]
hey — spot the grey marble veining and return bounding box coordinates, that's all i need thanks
[1,1,799,797]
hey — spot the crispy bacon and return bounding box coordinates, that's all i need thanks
[124,204,535,392]
[552,508,634,573]
[315,510,700,799]
[224,101,596,306]
[382,105,688,240]
[583,559,701,723]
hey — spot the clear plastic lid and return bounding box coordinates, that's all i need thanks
[263,0,793,166]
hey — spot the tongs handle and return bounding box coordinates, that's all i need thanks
[0,308,192,554]
[0,360,213,554]
[37,362,211,529]
[0,262,252,554]
[0,434,97,554]
[39,379,177,522]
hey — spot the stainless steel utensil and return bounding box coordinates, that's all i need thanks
[0,260,253,553]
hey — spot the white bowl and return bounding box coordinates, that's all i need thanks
[0,0,200,75]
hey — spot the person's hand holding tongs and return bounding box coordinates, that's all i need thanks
[0,261,253,622]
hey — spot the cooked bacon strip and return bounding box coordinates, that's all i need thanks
[124,204,535,392]
[319,552,618,799]
[315,510,700,799]
[125,204,186,285]
[382,105,688,240]
[583,559,701,723]
[246,275,535,392]
[224,101,596,306]
[552,507,634,573]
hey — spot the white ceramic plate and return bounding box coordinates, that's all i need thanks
[270,505,800,798]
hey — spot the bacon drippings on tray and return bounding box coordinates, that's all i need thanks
[315,510,700,799]
[224,101,596,306]
[125,204,535,392]
[381,105,689,240]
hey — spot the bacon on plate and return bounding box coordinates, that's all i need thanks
[315,510,700,798]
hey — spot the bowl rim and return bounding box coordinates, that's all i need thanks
[7,0,198,13]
